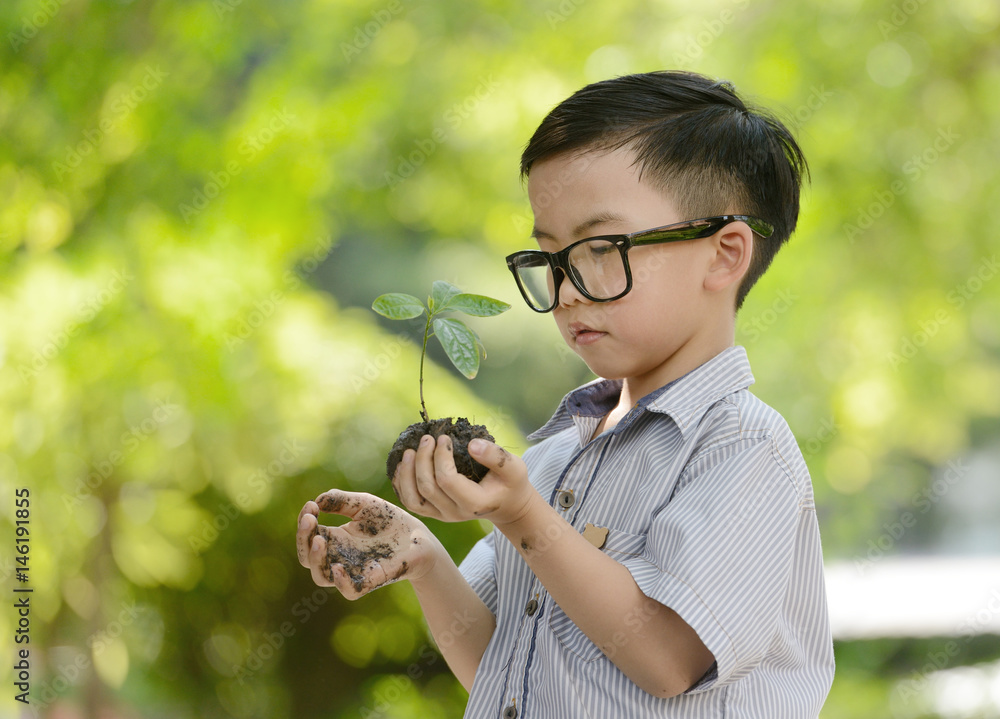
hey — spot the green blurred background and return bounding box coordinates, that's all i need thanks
[2,0,999,717]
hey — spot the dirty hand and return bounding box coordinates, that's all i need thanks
[392,435,534,526]
[296,489,440,599]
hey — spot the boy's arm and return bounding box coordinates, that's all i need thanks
[500,494,714,697]
[297,491,496,691]
[393,436,714,698]
[408,544,497,691]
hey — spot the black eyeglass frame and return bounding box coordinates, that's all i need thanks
[505,215,775,313]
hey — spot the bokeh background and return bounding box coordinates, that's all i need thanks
[2,0,999,717]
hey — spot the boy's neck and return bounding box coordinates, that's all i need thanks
[605,322,736,433]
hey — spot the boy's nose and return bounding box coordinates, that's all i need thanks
[554,268,591,308]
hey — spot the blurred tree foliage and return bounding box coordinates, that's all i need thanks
[0,0,998,717]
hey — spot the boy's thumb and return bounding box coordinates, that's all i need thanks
[468,438,508,469]
[468,438,490,457]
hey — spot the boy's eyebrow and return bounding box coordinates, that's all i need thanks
[530,211,629,242]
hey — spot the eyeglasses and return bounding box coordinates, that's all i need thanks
[505,215,774,313]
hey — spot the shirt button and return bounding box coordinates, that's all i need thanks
[503,705,518,719]
[525,598,538,616]
[557,490,575,509]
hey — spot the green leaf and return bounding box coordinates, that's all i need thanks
[372,293,425,320]
[429,280,462,314]
[448,293,511,317]
[432,317,480,379]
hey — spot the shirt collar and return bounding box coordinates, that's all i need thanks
[528,346,756,442]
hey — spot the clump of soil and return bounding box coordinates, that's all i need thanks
[386,417,495,483]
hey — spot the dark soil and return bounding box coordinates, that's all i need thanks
[321,531,396,593]
[386,417,495,483]
[317,493,396,536]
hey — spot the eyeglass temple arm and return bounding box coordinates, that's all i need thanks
[630,217,774,246]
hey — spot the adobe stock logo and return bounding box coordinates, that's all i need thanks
[178,108,296,223]
[887,254,998,370]
[18,268,134,385]
[670,0,750,67]
[341,0,404,62]
[382,75,501,189]
[7,0,69,51]
[62,400,180,510]
[852,458,970,575]
[878,0,929,39]
[738,289,798,343]
[189,438,305,553]
[52,65,169,180]
[843,127,960,244]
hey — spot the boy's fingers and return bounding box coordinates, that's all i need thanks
[327,562,393,600]
[296,504,320,567]
[328,565,369,600]
[392,449,426,511]
[412,435,462,518]
[313,534,394,598]
[308,529,360,593]
[413,435,442,507]
[320,558,357,597]
[433,434,458,476]
[324,563,352,594]
[315,489,366,518]
[431,435,475,516]
[307,534,334,587]
[468,438,515,476]
[298,500,319,526]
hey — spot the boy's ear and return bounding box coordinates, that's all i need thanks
[703,222,754,295]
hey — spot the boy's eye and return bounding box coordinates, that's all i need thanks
[585,240,617,257]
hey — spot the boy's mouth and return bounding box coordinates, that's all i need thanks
[569,322,607,345]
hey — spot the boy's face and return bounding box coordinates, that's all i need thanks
[526,147,724,397]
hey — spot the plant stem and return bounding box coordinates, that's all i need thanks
[419,311,432,422]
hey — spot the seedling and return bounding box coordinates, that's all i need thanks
[373,280,510,482]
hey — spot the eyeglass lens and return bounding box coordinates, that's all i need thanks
[514,238,627,310]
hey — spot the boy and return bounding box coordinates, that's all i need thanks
[297,70,834,717]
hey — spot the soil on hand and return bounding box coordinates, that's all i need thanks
[317,493,396,536]
[386,417,495,483]
[322,531,397,593]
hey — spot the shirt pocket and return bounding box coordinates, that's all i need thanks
[547,527,648,663]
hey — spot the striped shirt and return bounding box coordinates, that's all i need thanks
[458,346,834,718]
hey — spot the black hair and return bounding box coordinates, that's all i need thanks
[520,71,808,310]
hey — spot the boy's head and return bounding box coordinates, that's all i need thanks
[519,70,808,310]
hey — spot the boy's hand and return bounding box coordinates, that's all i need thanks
[393,435,535,527]
[296,489,439,599]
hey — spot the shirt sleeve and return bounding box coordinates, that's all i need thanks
[458,529,499,615]
[620,432,801,691]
